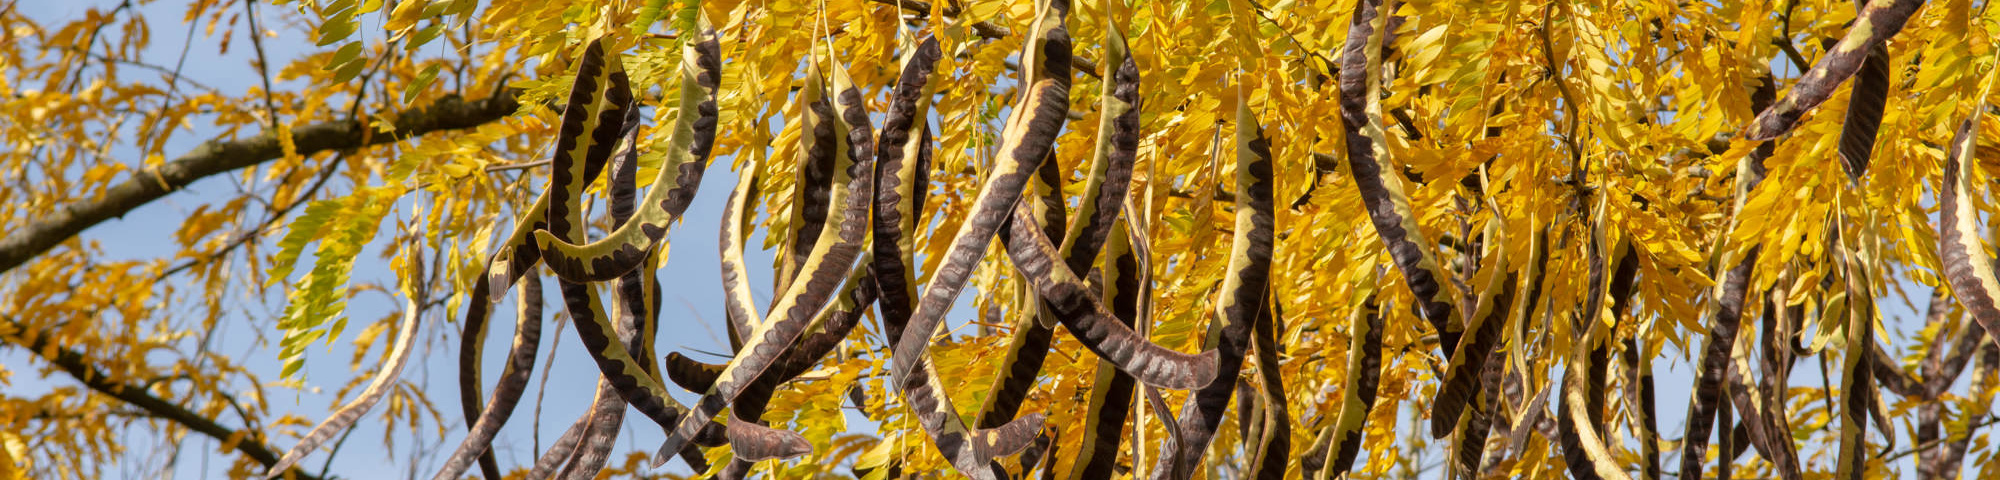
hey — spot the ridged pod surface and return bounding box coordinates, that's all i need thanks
[272,35,633,480]
[870,35,943,345]
[1432,215,1514,438]
[997,195,1220,388]
[979,13,1150,428]
[1441,217,1517,477]
[533,18,725,283]
[719,157,763,346]
[1150,79,1275,480]
[433,274,543,480]
[1058,217,1145,480]
[875,0,1084,477]
[1318,288,1382,479]
[651,51,872,467]
[563,91,670,480]
[1245,299,1288,480]
[717,257,878,479]
[1680,72,1780,480]
[1558,222,1632,480]
[1337,0,1460,356]
[973,158,1067,429]
[1832,225,1878,480]
[536,39,694,439]
[1937,56,2000,369]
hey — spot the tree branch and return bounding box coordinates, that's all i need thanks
[0,318,327,480]
[0,89,521,275]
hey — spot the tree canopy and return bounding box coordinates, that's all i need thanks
[2,0,1999,479]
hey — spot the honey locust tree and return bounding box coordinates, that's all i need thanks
[3,0,2000,479]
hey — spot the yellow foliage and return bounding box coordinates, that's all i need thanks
[4,0,2000,478]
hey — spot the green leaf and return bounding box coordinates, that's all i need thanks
[267,199,342,286]
[404,23,445,50]
[271,187,400,380]
[325,41,364,72]
[316,15,357,47]
[331,59,368,85]
[402,64,441,104]
[627,0,676,35]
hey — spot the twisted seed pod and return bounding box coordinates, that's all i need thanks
[1443,219,1518,475]
[537,40,695,439]
[1150,78,1275,480]
[527,412,591,480]
[1059,217,1145,480]
[1433,215,1515,438]
[1937,52,2000,370]
[651,52,873,467]
[1832,227,1876,480]
[434,274,544,480]
[1245,298,1289,480]
[1558,202,1633,480]
[560,89,665,480]
[870,35,943,345]
[1319,287,1382,479]
[716,258,878,479]
[556,383,626,480]
[533,19,723,283]
[870,1,1091,477]
[273,35,637,480]
[1743,0,1924,141]
[719,157,763,348]
[1835,33,1891,181]
[1681,72,1780,480]
[974,160,1067,429]
[1337,0,1460,357]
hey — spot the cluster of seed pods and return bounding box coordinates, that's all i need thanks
[263,0,2000,478]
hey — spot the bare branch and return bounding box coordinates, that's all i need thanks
[0,318,327,480]
[0,89,521,275]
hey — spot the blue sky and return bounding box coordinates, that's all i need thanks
[5,1,797,477]
[8,2,975,477]
[3,1,1976,479]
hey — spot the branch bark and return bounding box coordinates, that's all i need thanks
[0,89,522,275]
[0,318,326,480]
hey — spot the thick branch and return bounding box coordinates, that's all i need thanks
[0,89,522,275]
[0,319,326,480]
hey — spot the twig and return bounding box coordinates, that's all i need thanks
[63,0,135,93]
[1244,0,1337,68]
[163,5,202,105]
[317,426,357,479]
[1878,415,2000,463]
[241,0,282,128]
[484,159,553,172]
[33,43,224,95]
[1774,0,1811,72]
[531,310,568,456]
[156,155,347,281]
[1774,40,1810,74]
[1537,5,1586,190]
[0,318,329,480]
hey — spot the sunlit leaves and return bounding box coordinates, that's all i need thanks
[12,0,2000,478]
[270,186,405,380]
